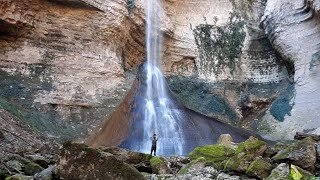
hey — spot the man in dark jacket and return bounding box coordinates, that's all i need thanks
[150,133,158,156]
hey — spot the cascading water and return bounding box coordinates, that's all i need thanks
[90,0,257,156]
[122,0,186,155]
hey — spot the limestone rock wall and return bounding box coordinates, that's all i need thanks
[260,0,320,140]
[0,0,146,140]
[164,0,290,125]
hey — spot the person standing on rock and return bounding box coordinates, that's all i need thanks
[150,133,158,156]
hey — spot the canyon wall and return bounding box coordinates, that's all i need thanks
[0,0,141,140]
[260,0,320,140]
[0,0,318,141]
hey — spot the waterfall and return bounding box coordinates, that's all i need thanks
[121,0,186,155]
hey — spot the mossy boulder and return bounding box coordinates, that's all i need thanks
[266,163,290,180]
[246,157,273,179]
[150,156,171,174]
[178,157,206,175]
[272,137,316,169]
[235,136,267,157]
[24,154,50,168]
[223,152,256,173]
[55,142,144,180]
[189,144,235,168]
[23,162,44,175]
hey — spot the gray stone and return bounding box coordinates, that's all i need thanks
[217,134,234,146]
[266,163,290,180]
[272,137,316,169]
[216,172,241,180]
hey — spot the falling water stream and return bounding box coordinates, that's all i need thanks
[95,0,256,156]
[124,0,186,155]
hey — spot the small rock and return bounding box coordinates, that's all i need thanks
[289,164,314,180]
[216,172,241,180]
[217,134,234,146]
[23,162,44,176]
[5,160,22,173]
[5,174,33,180]
[272,137,316,169]
[266,163,289,180]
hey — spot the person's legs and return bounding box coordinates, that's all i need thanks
[154,146,156,156]
[151,145,156,156]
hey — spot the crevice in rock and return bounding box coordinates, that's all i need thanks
[47,0,101,11]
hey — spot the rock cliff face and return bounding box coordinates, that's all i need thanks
[0,0,143,140]
[0,0,319,141]
[260,0,320,139]
[164,0,290,126]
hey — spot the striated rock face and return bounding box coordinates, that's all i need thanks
[260,0,320,140]
[0,0,149,140]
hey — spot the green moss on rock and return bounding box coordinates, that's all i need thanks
[272,137,316,169]
[235,136,267,156]
[23,162,44,176]
[189,144,235,168]
[150,156,171,174]
[246,157,272,179]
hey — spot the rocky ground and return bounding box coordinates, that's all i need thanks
[2,114,320,180]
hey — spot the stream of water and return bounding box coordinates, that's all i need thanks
[124,0,186,155]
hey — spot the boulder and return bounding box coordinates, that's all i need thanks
[24,154,50,168]
[223,137,268,173]
[188,144,235,168]
[223,152,252,173]
[150,156,171,174]
[178,157,206,175]
[266,163,290,180]
[235,137,267,158]
[55,142,144,180]
[246,157,273,179]
[100,147,152,165]
[272,137,316,169]
[23,162,44,176]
